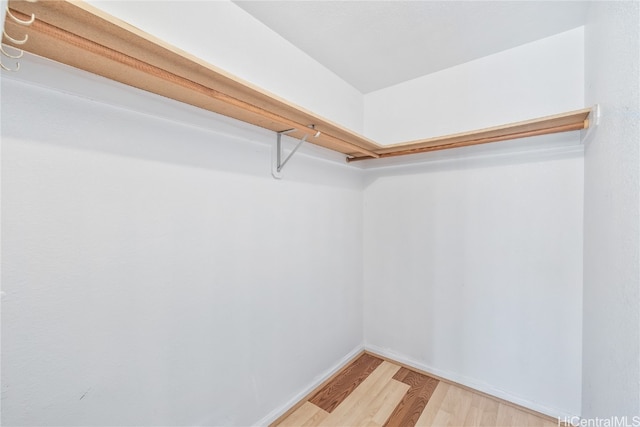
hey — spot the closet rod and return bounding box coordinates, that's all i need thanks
[4,1,595,165]
[4,6,380,159]
[348,109,591,162]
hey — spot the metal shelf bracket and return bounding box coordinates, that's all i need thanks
[271,126,321,179]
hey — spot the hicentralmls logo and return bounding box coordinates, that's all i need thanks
[558,416,640,427]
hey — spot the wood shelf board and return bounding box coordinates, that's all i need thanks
[5,0,380,158]
[379,107,591,153]
[348,108,591,162]
[4,1,593,164]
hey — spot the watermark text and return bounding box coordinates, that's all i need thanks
[559,416,640,427]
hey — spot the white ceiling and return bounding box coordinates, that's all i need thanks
[234,1,589,94]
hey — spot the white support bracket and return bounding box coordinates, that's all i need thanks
[581,104,601,144]
[271,126,321,179]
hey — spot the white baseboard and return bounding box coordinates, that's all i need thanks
[365,344,579,422]
[253,344,365,426]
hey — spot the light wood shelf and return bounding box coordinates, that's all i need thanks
[347,107,592,162]
[3,0,592,163]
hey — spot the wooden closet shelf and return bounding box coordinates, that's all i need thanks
[3,0,593,163]
[347,107,591,162]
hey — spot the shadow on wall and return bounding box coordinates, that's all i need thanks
[362,131,584,187]
[1,52,583,192]
[1,76,363,191]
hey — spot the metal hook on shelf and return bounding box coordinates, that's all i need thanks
[1,44,24,59]
[1,4,35,72]
[3,30,28,45]
[1,60,20,71]
[6,8,35,25]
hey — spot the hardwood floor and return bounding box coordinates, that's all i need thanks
[309,353,383,413]
[386,367,440,426]
[272,353,558,427]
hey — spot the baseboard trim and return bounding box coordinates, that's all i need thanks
[253,344,365,426]
[364,344,579,423]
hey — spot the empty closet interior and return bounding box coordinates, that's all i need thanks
[1,0,638,426]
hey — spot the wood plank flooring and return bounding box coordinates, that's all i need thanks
[309,353,383,413]
[273,353,558,427]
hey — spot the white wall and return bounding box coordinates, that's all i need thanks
[583,1,640,419]
[364,28,584,144]
[362,148,584,418]
[0,1,6,424]
[86,0,364,133]
[361,27,586,418]
[0,57,364,426]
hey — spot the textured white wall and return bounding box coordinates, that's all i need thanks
[86,0,365,133]
[364,28,584,144]
[0,58,364,426]
[583,1,640,418]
